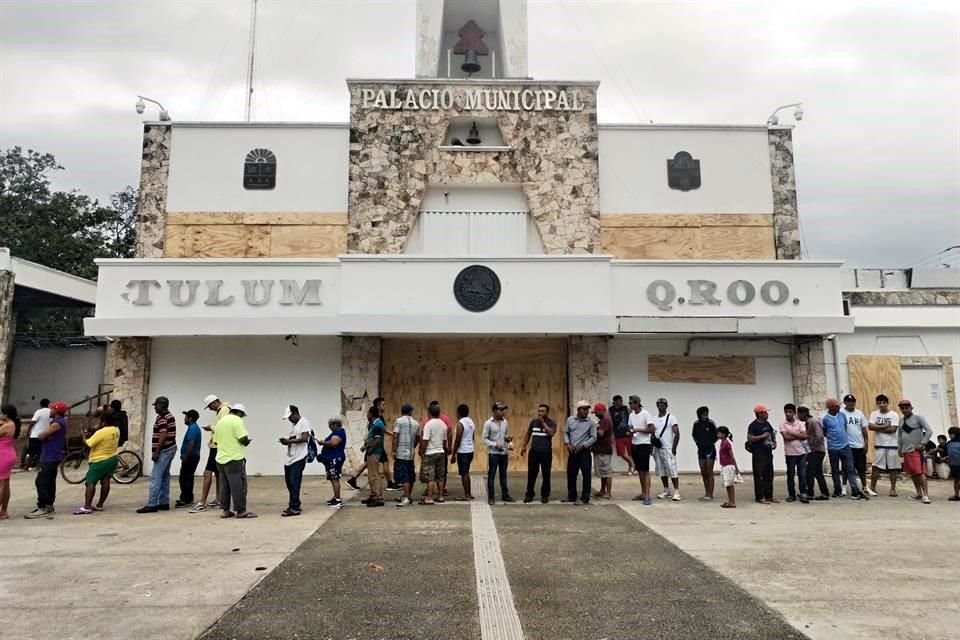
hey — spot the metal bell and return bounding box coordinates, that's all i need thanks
[461,50,481,74]
[466,121,481,145]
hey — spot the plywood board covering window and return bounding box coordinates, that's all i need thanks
[647,355,757,385]
[380,338,568,471]
[600,213,775,260]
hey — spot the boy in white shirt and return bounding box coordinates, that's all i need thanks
[868,394,900,497]
[840,394,872,496]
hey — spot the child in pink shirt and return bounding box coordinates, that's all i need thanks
[717,426,740,508]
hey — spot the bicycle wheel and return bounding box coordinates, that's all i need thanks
[113,450,143,484]
[60,453,89,485]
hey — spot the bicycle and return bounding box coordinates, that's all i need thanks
[59,447,144,485]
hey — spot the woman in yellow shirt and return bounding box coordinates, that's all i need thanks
[74,413,121,515]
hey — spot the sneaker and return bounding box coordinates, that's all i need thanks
[921,496,931,504]
[346,477,359,491]
[360,497,372,505]
[561,497,577,503]
[488,498,495,506]
[366,500,384,508]
[385,483,400,492]
[328,499,343,509]
[396,497,412,508]
[206,500,220,508]
[157,504,170,511]
[24,507,48,519]
[947,496,960,502]
[541,497,549,504]
[671,492,681,502]
[136,505,159,514]
[840,488,847,497]
[657,491,672,500]
[188,503,207,513]
[643,496,652,506]
[865,488,878,497]
[815,495,830,501]
[799,496,810,504]
[786,496,797,503]
[523,497,534,504]
[501,495,516,503]
[175,500,190,508]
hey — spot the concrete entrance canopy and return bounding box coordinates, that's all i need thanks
[83,256,853,337]
[0,248,97,308]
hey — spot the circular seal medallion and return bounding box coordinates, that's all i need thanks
[453,265,501,312]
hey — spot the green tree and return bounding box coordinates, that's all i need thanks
[0,147,136,279]
[0,147,137,342]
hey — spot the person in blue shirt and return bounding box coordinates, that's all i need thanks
[821,398,867,500]
[176,409,203,508]
[319,416,348,509]
[947,427,960,502]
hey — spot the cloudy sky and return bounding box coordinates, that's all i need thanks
[1,0,958,267]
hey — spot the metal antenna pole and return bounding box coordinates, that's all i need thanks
[244,0,258,121]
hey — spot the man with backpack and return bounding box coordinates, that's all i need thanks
[279,404,313,516]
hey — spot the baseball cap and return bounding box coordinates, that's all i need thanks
[796,405,811,414]
[232,403,247,415]
[628,395,642,405]
[282,404,299,419]
[897,399,912,407]
[575,400,591,410]
[203,394,219,408]
[753,404,769,413]
[592,402,607,413]
[182,409,200,422]
[50,401,69,416]
[656,397,668,405]
[492,401,509,411]
[401,403,414,415]
[843,394,856,403]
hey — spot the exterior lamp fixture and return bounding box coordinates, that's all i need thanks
[466,121,482,145]
[767,103,803,126]
[136,95,171,121]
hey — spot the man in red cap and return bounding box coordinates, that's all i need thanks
[592,402,615,500]
[746,404,778,504]
[897,399,933,504]
[25,401,68,519]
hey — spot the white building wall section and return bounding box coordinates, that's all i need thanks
[8,346,106,410]
[146,336,341,477]
[608,336,794,473]
[599,126,774,214]
[165,125,349,213]
[834,327,960,431]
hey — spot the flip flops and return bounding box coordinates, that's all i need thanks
[73,507,94,515]
[235,512,258,519]
[281,509,301,517]
[220,511,236,519]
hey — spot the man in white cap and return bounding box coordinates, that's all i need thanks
[190,394,230,513]
[563,401,597,505]
[214,404,255,519]
[279,405,311,516]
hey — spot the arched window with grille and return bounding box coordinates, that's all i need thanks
[243,148,277,190]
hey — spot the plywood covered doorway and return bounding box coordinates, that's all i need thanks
[381,338,569,472]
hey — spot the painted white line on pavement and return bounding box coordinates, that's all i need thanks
[471,476,526,640]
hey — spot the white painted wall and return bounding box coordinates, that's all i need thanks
[599,126,773,214]
[8,346,106,411]
[146,336,341,477]
[834,326,960,434]
[608,337,794,474]
[165,125,348,213]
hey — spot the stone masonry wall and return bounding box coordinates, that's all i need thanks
[0,270,15,402]
[103,337,152,451]
[568,335,609,409]
[108,123,171,448]
[134,124,173,258]
[348,82,600,255]
[768,128,802,260]
[340,335,381,475]
[790,338,828,412]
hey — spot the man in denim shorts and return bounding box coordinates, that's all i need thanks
[392,403,419,507]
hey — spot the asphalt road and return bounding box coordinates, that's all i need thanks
[202,474,805,640]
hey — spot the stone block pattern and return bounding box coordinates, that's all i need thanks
[768,129,802,260]
[0,270,15,401]
[568,335,608,409]
[135,124,173,258]
[790,338,828,412]
[348,82,600,255]
[341,336,381,414]
[847,290,960,306]
[103,337,152,451]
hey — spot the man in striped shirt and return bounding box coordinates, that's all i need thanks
[137,396,178,513]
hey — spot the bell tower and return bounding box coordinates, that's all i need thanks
[415,0,528,79]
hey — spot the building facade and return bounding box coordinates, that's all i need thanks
[86,0,958,477]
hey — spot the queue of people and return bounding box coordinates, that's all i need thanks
[0,390,958,521]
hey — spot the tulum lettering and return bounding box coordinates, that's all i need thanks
[646,279,790,312]
[122,279,322,307]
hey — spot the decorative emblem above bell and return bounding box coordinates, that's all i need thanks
[466,121,482,145]
[453,19,489,75]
